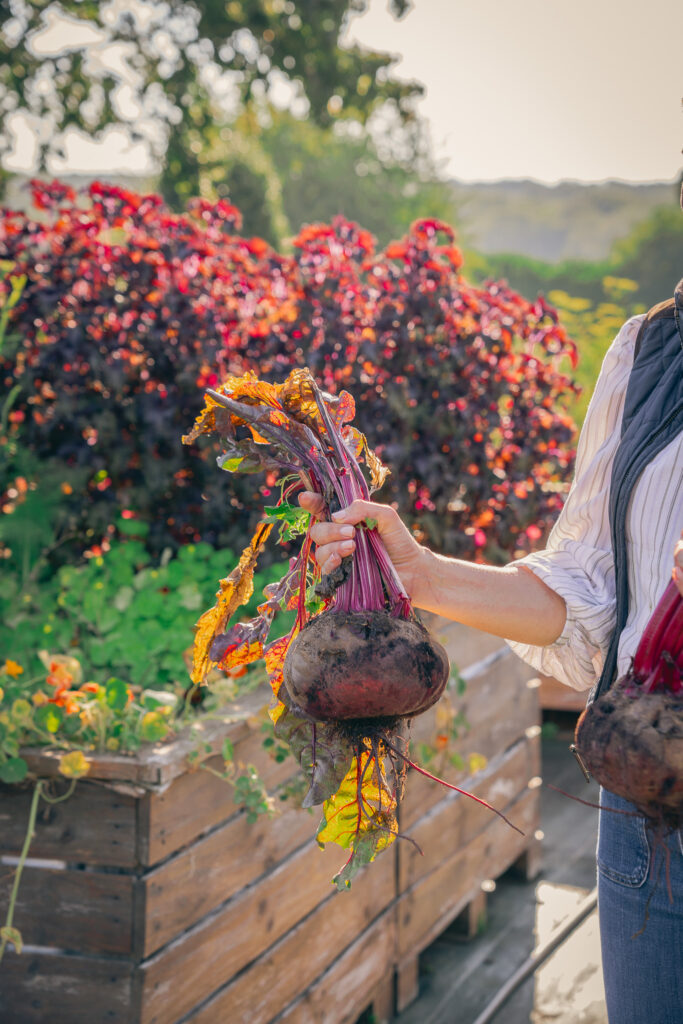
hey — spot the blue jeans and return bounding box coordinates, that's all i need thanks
[597,789,683,1024]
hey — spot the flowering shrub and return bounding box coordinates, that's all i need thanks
[231,217,579,558]
[1,181,578,562]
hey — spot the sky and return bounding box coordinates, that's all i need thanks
[347,0,683,183]
[4,0,682,184]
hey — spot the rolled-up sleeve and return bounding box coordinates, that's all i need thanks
[506,315,642,691]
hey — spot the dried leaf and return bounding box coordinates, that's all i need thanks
[190,523,273,685]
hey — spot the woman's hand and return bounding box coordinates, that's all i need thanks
[298,492,426,600]
[674,528,683,598]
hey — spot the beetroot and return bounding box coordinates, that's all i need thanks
[575,581,683,829]
[283,610,449,721]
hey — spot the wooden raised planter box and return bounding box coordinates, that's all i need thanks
[0,621,540,1024]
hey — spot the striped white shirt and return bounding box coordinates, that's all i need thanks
[507,314,683,692]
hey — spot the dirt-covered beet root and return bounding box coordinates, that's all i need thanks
[282,610,450,721]
[575,687,683,828]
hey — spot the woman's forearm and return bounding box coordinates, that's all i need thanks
[411,547,567,647]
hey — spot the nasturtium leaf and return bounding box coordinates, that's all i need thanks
[140,711,168,743]
[105,677,129,711]
[221,737,234,763]
[34,703,64,733]
[117,516,150,537]
[0,757,28,783]
[10,699,31,723]
[58,750,90,778]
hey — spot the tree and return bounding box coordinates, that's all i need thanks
[0,0,424,206]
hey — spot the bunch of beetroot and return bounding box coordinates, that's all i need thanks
[184,367,518,887]
[575,580,683,830]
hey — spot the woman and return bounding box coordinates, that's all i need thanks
[300,301,683,1022]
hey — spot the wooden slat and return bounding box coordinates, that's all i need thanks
[184,856,396,1024]
[0,780,139,868]
[396,787,539,961]
[398,736,540,893]
[538,673,587,712]
[141,730,296,867]
[0,952,134,1024]
[141,799,315,957]
[276,908,396,1024]
[400,662,539,829]
[138,835,395,1024]
[0,866,134,955]
[421,615,505,670]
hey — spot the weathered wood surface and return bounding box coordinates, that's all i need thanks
[141,728,296,867]
[538,672,587,712]
[0,865,135,956]
[141,797,315,957]
[137,834,395,1024]
[392,736,602,1024]
[276,908,396,1024]
[0,779,139,867]
[421,615,504,670]
[184,856,396,1024]
[396,786,538,963]
[401,658,539,829]
[0,953,134,1024]
[399,735,541,893]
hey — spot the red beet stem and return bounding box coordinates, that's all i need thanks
[633,582,683,692]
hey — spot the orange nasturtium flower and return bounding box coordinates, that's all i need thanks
[3,659,24,678]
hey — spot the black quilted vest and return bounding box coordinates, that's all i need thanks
[592,278,683,699]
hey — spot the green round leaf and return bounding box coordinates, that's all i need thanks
[34,703,64,734]
[140,711,168,743]
[0,757,28,783]
[105,677,129,711]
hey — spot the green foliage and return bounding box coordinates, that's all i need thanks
[260,110,459,247]
[0,538,293,689]
[0,1,423,205]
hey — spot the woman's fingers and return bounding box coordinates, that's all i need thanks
[298,491,326,517]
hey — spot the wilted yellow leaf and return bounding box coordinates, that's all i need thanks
[317,749,397,854]
[467,752,488,775]
[58,750,90,779]
[190,522,273,685]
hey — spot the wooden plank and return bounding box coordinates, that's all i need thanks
[138,836,395,1024]
[0,780,139,868]
[399,736,540,892]
[0,865,134,956]
[400,665,540,829]
[537,673,587,712]
[0,952,134,1024]
[396,954,421,1015]
[141,730,296,866]
[396,788,539,961]
[184,856,396,1024]
[421,615,505,671]
[407,647,537,747]
[141,799,315,957]
[277,908,396,1024]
